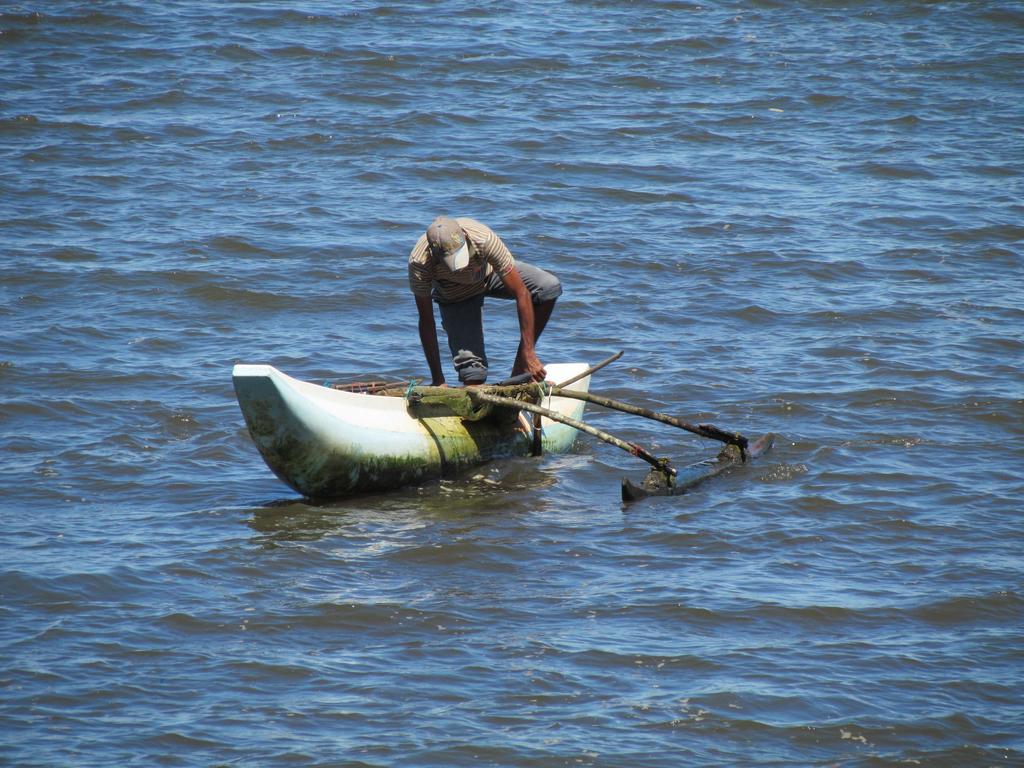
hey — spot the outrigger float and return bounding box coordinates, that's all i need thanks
[232,352,773,501]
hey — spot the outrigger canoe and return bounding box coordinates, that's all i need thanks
[232,363,592,498]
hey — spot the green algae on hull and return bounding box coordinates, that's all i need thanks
[285,415,535,498]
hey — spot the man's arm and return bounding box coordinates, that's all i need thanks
[500,267,546,382]
[414,294,446,386]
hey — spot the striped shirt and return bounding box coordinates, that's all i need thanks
[408,217,515,302]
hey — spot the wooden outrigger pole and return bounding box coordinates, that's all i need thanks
[548,351,747,456]
[405,350,772,501]
[466,389,676,478]
[548,388,749,459]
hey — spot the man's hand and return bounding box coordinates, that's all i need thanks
[523,352,546,382]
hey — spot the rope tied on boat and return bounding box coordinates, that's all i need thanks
[403,379,423,402]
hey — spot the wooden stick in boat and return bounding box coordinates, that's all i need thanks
[553,351,624,390]
[547,388,749,457]
[467,389,676,477]
[333,379,405,394]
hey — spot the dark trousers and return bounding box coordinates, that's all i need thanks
[437,262,561,384]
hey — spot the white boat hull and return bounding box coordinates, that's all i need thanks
[232,363,591,498]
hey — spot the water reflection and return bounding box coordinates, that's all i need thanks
[246,455,566,542]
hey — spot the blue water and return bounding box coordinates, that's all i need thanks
[2,2,1022,765]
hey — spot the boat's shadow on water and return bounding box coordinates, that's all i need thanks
[245,455,581,542]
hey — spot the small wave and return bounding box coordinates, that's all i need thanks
[163,123,208,138]
[0,115,109,141]
[801,258,875,281]
[2,396,97,425]
[265,133,338,150]
[607,73,667,90]
[384,111,448,136]
[672,127,731,143]
[210,42,265,61]
[564,647,721,671]
[579,186,695,204]
[878,114,928,128]
[157,611,232,634]
[734,304,783,322]
[857,213,958,232]
[806,93,846,106]
[750,602,864,627]
[0,26,35,42]
[112,45,169,62]
[53,10,145,28]
[980,7,1024,25]
[968,164,1020,178]
[0,10,44,23]
[944,223,1024,243]
[20,144,67,163]
[289,601,471,634]
[852,161,937,180]
[246,9,357,28]
[111,126,151,142]
[205,235,276,257]
[72,173,134,188]
[836,386,943,410]
[650,36,726,53]
[186,283,305,311]
[221,659,315,681]
[266,43,333,60]
[386,541,521,571]
[0,568,147,607]
[41,246,99,262]
[144,732,223,751]
[352,170,396,183]
[470,52,575,75]
[0,114,40,134]
[912,591,1023,625]
[712,113,761,127]
[119,89,187,110]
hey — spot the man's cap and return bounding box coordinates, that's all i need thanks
[426,216,470,271]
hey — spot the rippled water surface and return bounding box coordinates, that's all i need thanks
[2,2,1022,766]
